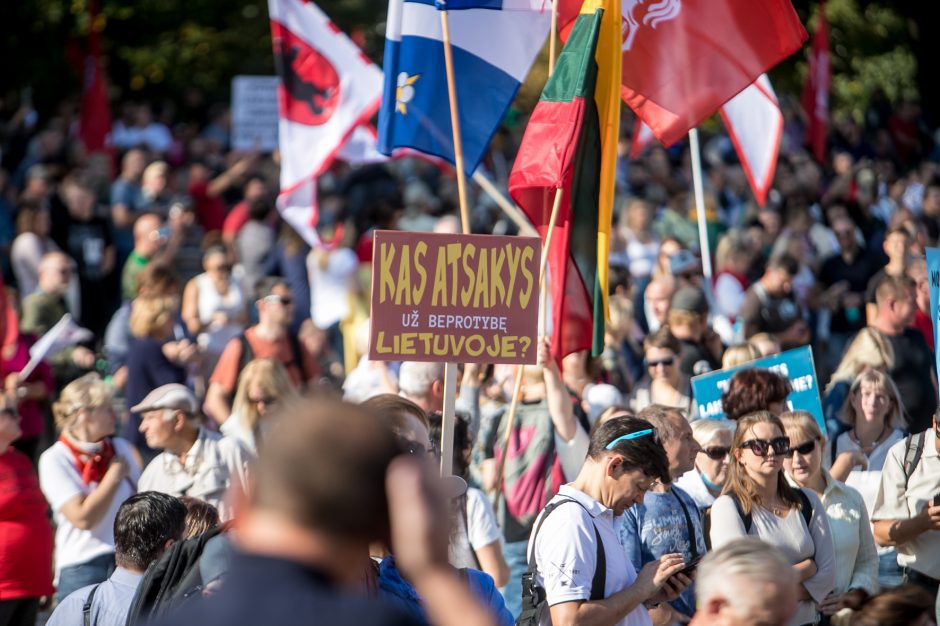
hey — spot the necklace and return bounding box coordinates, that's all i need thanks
[850,422,889,451]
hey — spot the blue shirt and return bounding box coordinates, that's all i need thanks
[47,567,143,626]
[619,486,706,617]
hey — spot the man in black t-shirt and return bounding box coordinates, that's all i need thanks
[870,275,937,433]
[740,253,809,350]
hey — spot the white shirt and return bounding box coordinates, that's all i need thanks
[39,438,141,577]
[307,248,358,329]
[530,484,652,626]
[872,428,940,578]
[824,428,904,516]
[139,428,251,521]
[709,489,835,626]
[450,487,503,569]
[674,468,717,511]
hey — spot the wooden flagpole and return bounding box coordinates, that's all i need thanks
[495,187,563,494]
[438,6,470,477]
[471,170,538,237]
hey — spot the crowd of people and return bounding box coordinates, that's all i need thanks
[1,84,940,626]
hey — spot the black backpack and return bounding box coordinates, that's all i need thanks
[124,526,224,626]
[702,489,813,550]
[516,498,606,626]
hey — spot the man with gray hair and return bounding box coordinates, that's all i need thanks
[398,361,446,414]
[690,538,798,626]
[136,384,251,521]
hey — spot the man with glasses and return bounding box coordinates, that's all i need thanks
[136,384,251,521]
[872,409,940,622]
[21,251,96,384]
[524,417,688,626]
[620,406,704,625]
[205,278,318,423]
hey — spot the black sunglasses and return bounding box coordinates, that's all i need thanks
[739,437,790,457]
[701,446,730,461]
[787,440,817,457]
[647,356,675,368]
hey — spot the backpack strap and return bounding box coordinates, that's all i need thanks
[527,498,606,601]
[794,488,814,530]
[830,434,839,468]
[83,583,102,626]
[236,333,254,376]
[286,331,308,382]
[903,431,927,490]
[701,506,713,551]
[670,488,700,561]
[728,492,753,534]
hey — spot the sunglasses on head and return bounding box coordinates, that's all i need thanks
[647,357,675,368]
[787,440,817,457]
[739,437,790,457]
[701,446,730,461]
[605,428,656,450]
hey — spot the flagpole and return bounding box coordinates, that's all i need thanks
[471,170,538,236]
[495,187,563,496]
[439,8,472,235]
[548,0,558,75]
[438,6,472,478]
[688,128,713,280]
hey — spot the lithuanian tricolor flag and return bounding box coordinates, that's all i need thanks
[508,0,621,360]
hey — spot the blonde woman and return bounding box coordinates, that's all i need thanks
[223,358,296,454]
[824,328,894,436]
[709,411,835,626]
[825,368,906,588]
[38,373,141,600]
[781,411,877,619]
[124,296,193,456]
[721,342,761,370]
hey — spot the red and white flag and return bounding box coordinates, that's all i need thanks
[558,0,806,148]
[721,75,782,206]
[631,74,782,207]
[802,1,830,163]
[268,0,382,245]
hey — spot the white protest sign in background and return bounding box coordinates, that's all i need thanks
[231,75,279,152]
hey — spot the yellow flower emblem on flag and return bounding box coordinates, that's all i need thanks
[396,72,420,115]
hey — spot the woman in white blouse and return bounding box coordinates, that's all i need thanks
[781,411,878,620]
[824,368,905,588]
[709,411,835,626]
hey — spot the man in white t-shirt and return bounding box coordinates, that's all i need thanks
[526,416,689,626]
[134,384,252,521]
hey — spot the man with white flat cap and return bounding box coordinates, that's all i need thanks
[135,384,252,521]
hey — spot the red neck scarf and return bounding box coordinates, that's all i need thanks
[59,434,115,485]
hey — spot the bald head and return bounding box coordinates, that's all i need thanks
[645,276,676,328]
[133,213,165,257]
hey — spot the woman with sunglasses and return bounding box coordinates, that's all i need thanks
[675,418,735,511]
[709,411,835,626]
[781,411,878,621]
[824,368,905,588]
[627,327,692,414]
[224,358,297,455]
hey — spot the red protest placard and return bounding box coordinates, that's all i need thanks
[369,231,540,364]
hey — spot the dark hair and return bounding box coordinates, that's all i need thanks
[248,197,273,222]
[178,496,220,540]
[766,253,799,277]
[255,276,288,301]
[841,585,934,626]
[643,326,681,354]
[588,417,670,483]
[114,492,188,571]
[253,395,401,541]
[428,410,471,478]
[361,393,430,431]
[721,369,792,420]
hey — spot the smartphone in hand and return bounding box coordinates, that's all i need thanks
[677,555,702,577]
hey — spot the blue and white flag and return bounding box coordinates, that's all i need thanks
[378,0,549,173]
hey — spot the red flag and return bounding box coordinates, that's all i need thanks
[802,1,830,163]
[78,0,111,154]
[558,0,806,148]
